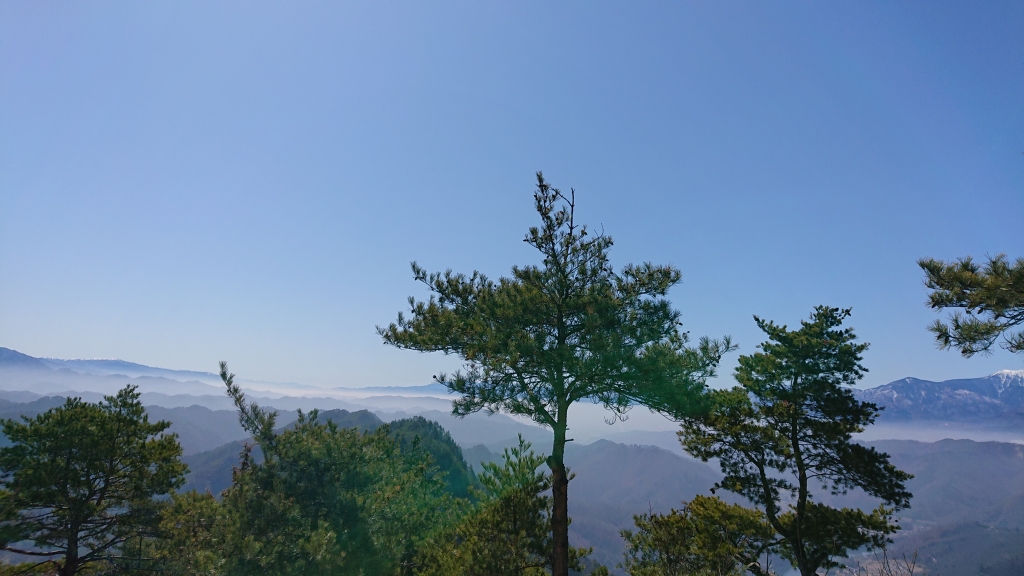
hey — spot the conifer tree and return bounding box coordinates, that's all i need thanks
[217,363,459,576]
[416,437,593,576]
[679,307,912,576]
[919,254,1024,358]
[380,173,732,576]
[149,490,227,575]
[621,495,776,576]
[0,386,187,576]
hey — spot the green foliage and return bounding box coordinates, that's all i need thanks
[416,436,595,576]
[388,416,478,499]
[919,254,1024,357]
[196,364,462,576]
[149,490,227,575]
[621,495,776,576]
[679,307,913,576]
[0,562,62,575]
[0,386,187,576]
[221,361,278,445]
[380,173,731,576]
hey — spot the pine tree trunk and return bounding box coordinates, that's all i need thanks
[60,540,79,576]
[549,424,569,576]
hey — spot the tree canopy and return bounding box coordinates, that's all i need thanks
[679,307,913,576]
[380,173,732,576]
[0,386,187,576]
[919,253,1024,358]
[621,494,776,576]
[200,363,460,576]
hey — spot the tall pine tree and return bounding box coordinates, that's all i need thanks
[380,173,731,576]
[0,386,186,576]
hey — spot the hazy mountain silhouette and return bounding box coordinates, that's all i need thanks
[0,396,299,455]
[894,523,1024,576]
[8,346,1024,433]
[0,347,449,413]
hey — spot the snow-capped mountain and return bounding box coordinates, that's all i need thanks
[857,370,1024,422]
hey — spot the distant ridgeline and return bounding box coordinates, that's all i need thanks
[856,370,1024,425]
[0,346,239,402]
[5,345,1024,429]
[0,346,453,413]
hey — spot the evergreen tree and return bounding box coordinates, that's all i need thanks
[919,254,1024,358]
[416,436,592,576]
[215,363,460,576]
[0,386,187,576]
[621,495,776,576]
[150,490,227,576]
[679,307,913,576]
[380,173,731,576]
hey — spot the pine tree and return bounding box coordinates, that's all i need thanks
[415,437,592,576]
[621,495,776,576]
[919,254,1024,358]
[679,307,913,576]
[216,363,459,576]
[380,173,732,576]
[0,386,187,576]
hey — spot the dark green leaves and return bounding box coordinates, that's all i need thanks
[210,369,460,576]
[416,437,593,576]
[380,173,731,576]
[919,254,1024,357]
[0,386,187,575]
[378,172,731,429]
[621,495,776,576]
[679,307,912,576]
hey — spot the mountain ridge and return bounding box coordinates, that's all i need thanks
[857,370,1024,424]
[0,347,442,398]
[6,346,1024,433]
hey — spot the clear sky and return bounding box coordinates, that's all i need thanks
[1,1,1021,389]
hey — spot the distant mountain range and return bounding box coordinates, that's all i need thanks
[857,370,1024,425]
[4,345,1024,432]
[0,347,453,413]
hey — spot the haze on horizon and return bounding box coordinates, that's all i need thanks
[1,1,1022,390]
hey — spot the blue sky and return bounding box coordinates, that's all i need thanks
[1,1,1021,389]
